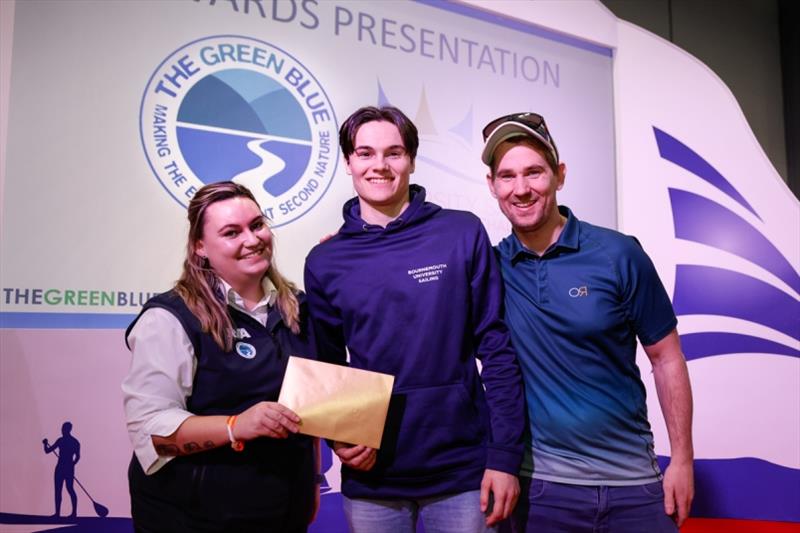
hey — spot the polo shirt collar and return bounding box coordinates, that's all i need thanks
[503,205,581,262]
[555,206,580,251]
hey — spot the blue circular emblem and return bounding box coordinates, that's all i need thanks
[139,35,338,227]
[235,342,257,359]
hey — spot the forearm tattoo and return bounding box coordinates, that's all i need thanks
[156,440,219,456]
[155,443,181,456]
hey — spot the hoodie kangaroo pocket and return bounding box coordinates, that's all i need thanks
[378,382,486,477]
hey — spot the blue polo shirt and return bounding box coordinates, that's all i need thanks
[496,206,677,485]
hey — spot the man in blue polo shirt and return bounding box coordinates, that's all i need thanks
[481,113,694,532]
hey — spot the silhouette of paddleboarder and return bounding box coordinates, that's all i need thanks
[43,422,80,518]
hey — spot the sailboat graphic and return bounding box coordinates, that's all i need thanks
[654,126,800,522]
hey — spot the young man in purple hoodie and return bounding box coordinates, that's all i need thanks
[304,106,525,533]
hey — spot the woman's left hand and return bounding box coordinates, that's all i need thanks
[235,401,301,440]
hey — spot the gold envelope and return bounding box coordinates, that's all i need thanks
[278,356,395,449]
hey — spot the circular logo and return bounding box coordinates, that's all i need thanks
[235,341,257,359]
[140,35,338,227]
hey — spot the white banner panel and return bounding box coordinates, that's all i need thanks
[614,20,800,522]
[1,0,615,328]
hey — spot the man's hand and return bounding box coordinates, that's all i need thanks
[332,441,377,471]
[662,460,694,526]
[480,469,519,526]
[644,330,694,527]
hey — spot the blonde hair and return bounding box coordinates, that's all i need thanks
[174,182,300,351]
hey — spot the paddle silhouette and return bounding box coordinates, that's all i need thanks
[43,422,109,518]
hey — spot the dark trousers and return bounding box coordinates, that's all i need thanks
[502,477,679,533]
[129,441,313,533]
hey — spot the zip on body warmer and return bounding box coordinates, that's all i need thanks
[124,290,317,530]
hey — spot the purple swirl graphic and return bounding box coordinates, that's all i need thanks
[673,265,799,340]
[654,127,760,220]
[669,188,800,294]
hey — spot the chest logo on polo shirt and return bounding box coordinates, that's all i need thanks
[407,263,448,284]
[569,286,588,298]
[235,341,257,359]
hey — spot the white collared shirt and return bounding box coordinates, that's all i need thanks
[219,277,277,327]
[122,278,278,474]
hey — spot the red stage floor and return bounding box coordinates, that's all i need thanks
[682,518,800,532]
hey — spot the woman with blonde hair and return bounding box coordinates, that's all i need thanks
[122,181,318,532]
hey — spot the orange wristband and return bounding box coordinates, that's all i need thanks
[226,415,245,452]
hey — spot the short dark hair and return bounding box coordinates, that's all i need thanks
[339,106,419,162]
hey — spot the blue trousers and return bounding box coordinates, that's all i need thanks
[343,490,496,533]
[501,478,678,533]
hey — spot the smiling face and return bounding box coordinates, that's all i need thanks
[345,120,414,225]
[487,139,566,238]
[194,196,272,291]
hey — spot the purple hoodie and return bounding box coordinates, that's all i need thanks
[304,185,524,499]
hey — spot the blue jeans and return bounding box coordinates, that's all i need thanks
[343,490,496,533]
[501,478,678,533]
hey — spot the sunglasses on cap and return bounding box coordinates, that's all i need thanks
[481,112,559,162]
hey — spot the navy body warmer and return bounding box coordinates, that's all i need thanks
[125,290,316,532]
